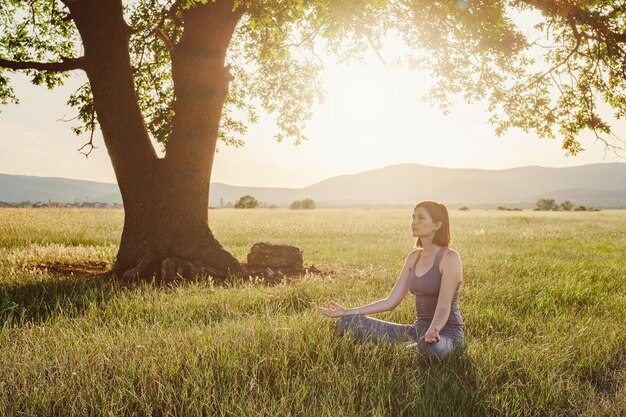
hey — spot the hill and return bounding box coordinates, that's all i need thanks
[1,163,625,208]
[0,173,119,204]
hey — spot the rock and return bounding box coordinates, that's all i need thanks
[246,242,303,270]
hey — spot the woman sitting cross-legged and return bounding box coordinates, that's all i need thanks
[317,200,465,358]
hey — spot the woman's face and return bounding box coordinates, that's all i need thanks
[411,206,440,238]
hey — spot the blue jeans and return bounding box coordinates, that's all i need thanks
[335,315,464,358]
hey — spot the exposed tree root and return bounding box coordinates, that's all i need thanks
[117,249,245,284]
[159,256,221,283]
[120,251,157,282]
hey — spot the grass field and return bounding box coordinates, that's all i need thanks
[0,208,624,416]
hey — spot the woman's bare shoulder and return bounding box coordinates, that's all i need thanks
[405,249,421,265]
[442,248,462,264]
[407,248,422,258]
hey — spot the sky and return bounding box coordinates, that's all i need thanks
[1,14,624,188]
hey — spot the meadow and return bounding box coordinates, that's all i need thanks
[0,208,624,417]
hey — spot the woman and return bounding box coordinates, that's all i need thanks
[317,201,465,358]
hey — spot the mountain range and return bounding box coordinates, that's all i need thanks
[1,162,625,208]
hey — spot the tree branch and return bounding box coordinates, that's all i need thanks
[155,27,174,50]
[0,56,86,72]
[78,107,98,158]
[158,0,183,28]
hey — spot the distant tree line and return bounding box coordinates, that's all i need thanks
[232,195,317,209]
[0,201,122,208]
[457,199,602,211]
[290,198,316,210]
[234,195,260,209]
[4,198,600,212]
[534,199,600,212]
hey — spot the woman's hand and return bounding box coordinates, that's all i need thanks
[316,301,349,318]
[424,328,440,344]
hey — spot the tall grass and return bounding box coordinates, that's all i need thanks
[0,208,624,416]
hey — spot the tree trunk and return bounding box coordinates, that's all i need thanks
[114,160,244,282]
[65,0,246,282]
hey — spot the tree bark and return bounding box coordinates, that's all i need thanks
[115,161,244,283]
[65,0,246,282]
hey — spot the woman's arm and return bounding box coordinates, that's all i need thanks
[317,251,417,317]
[424,249,463,343]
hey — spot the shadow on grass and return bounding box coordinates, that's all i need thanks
[0,266,119,326]
[336,324,487,416]
[583,347,626,405]
[406,348,488,417]
[0,261,328,327]
[0,261,189,326]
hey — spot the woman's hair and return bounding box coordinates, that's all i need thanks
[414,200,451,248]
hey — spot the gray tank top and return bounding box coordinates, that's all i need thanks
[408,247,464,327]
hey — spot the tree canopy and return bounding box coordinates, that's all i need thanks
[291,198,316,209]
[2,0,625,157]
[235,194,259,208]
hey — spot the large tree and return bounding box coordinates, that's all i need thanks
[1,0,624,282]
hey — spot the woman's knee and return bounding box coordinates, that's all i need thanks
[335,314,360,333]
[419,336,458,358]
